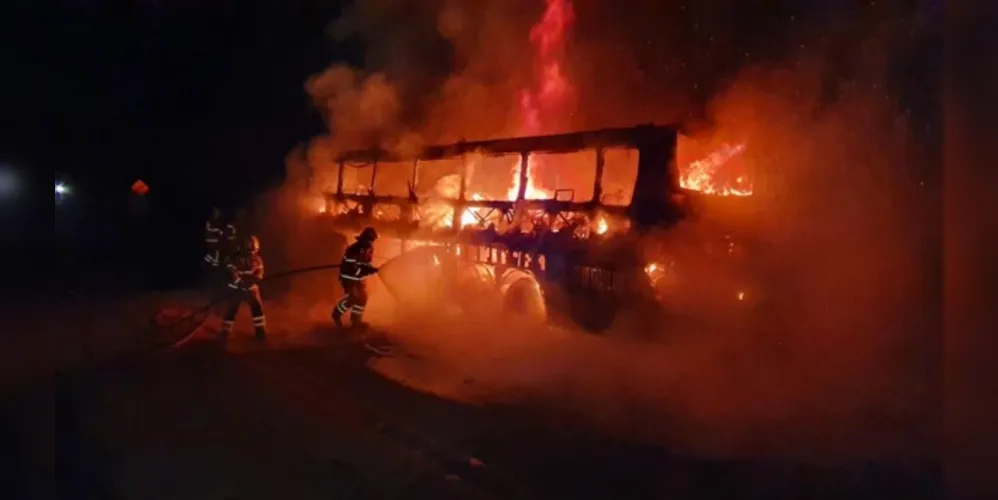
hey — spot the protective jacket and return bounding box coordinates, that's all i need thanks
[339,240,377,282]
[227,253,265,291]
[333,239,378,329]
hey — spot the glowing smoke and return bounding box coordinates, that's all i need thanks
[259,1,939,462]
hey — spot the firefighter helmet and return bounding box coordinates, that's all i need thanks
[244,235,260,254]
[358,226,379,242]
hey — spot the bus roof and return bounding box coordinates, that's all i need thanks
[335,123,679,163]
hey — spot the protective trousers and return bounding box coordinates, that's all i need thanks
[333,279,368,327]
[203,248,221,268]
[221,287,267,339]
[201,247,223,289]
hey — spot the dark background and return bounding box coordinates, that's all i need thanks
[7,1,357,293]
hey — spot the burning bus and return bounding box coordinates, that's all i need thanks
[308,124,759,333]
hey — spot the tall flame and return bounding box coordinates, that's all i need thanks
[509,0,576,201]
[423,1,752,228]
[519,0,575,136]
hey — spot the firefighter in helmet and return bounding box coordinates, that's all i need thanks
[221,234,267,341]
[203,207,224,269]
[333,226,379,330]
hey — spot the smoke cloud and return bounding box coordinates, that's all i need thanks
[256,0,939,462]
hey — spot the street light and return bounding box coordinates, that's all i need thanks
[55,181,71,207]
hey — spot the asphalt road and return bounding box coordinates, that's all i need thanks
[4,326,941,500]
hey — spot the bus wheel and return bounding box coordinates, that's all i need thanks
[569,291,618,333]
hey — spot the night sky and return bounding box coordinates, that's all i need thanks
[35,1,349,203]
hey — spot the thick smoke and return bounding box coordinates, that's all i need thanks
[260,1,939,461]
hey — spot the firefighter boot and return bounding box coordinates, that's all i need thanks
[349,304,370,330]
[253,326,267,341]
[219,320,234,342]
[332,300,349,330]
[349,312,369,332]
[252,315,267,341]
[331,308,345,330]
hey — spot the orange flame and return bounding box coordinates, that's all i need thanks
[507,156,554,201]
[680,142,753,196]
[509,0,576,199]
[318,0,750,227]
[439,1,576,231]
[519,0,575,136]
[595,216,608,235]
[460,193,484,227]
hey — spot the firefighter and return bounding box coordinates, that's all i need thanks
[220,235,268,341]
[203,207,224,269]
[332,226,380,330]
[221,209,241,261]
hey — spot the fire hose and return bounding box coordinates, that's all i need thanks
[156,257,405,351]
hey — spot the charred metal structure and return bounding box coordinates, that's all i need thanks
[312,124,738,332]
